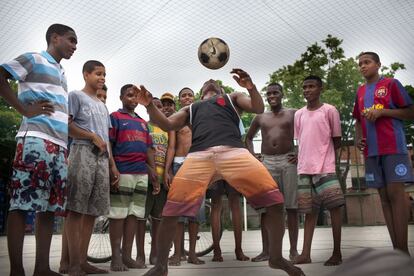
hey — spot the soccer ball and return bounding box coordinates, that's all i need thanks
[198,37,230,70]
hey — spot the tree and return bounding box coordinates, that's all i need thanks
[0,80,21,141]
[0,80,21,179]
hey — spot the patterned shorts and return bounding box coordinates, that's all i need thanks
[66,144,110,216]
[297,173,345,214]
[9,136,67,213]
[108,174,148,219]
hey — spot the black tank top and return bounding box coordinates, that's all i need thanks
[189,94,244,152]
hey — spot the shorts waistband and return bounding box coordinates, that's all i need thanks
[263,152,295,162]
[174,156,186,164]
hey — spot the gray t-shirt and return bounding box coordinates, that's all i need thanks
[68,90,111,145]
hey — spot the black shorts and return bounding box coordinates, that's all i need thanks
[207,180,240,198]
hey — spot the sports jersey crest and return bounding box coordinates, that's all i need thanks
[375,86,387,97]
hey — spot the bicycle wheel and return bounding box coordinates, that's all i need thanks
[87,216,112,263]
[183,199,223,257]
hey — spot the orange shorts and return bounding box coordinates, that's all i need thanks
[162,146,284,217]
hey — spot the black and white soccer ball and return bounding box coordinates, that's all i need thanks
[198,37,230,70]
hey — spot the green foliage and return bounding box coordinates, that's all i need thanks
[0,80,20,179]
[0,80,21,141]
[381,62,406,78]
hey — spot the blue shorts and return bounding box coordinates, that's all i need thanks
[10,137,68,213]
[365,154,414,188]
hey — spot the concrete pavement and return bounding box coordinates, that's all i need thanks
[0,225,413,276]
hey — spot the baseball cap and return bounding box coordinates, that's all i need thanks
[160,92,175,103]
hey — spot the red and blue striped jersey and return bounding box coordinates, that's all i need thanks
[109,109,152,174]
[353,77,412,157]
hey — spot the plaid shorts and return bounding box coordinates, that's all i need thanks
[9,136,67,213]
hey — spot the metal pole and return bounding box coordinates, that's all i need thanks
[243,196,247,231]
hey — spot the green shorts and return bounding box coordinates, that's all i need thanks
[107,174,147,219]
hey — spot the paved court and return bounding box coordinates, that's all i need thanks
[0,225,413,276]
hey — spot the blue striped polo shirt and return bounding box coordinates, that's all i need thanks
[1,51,69,148]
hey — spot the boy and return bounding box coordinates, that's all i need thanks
[160,92,176,117]
[209,180,250,262]
[354,52,414,254]
[293,75,344,266]
[96,84,108,104]
[210,87,249,263]
[108,84,158,271]
[164,88,206,266]
[65,60,119,276]
[140,96,170,265]
[246,83,299,262]
[0,23,77,276]
[138,69,304,276]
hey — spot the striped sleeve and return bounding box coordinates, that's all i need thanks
[1,53,35,81]
[352,93,361,121]
[109,113,118,143]
[391,79,413,108]
[146,123,153,148]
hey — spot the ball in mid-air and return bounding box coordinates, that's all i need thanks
[198,37,230,70]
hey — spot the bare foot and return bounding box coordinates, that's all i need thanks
[111,258,129,272]
[10,267,26,276]
[289,250,299,261]
[293,254,312,264]
[211,254,223,262]
[324,254,342,266]
[123,256,147,269]
[251,252,269,262]
[187,255,205,265]
[136,256,145,264]
[33,268,63,276]
[67,267,86,276]
[10,268,26,276]
[269,258,305,276]
[180,255,187,261]
[149,254,157,265]
[143,265,168,276]
[235,249,250,261]
[59,262,69,274]
[80,262,108,274]
[168,255,181,266]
